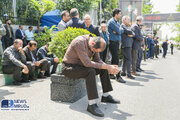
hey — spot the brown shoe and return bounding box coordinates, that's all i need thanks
[132,72,140,76]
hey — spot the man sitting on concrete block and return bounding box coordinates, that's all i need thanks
[37,43,59,77]
[2,39,29,85]
[62,35,120,117]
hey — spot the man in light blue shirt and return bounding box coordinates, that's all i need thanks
[25,26,34,44]
[107,8,125,83]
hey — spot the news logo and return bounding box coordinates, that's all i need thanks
[1,99,29,111]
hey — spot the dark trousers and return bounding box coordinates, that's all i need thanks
[143,50,146,61]
[62,62,113,100]
[171,48,173,55]
[109,41,119,65]
[2,65,28,82]
[163,49,167,58]
[26,61,36,78]
[122,47,132,75]
[4,38,13,49]
[132,49,138,73]
[100,44,108,62]
[46,60,58,74]
[136,48,143,69]
[154,46,158,58]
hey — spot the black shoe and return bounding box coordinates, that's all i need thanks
[136,68,141,72]
[116,76,126,83]
[29,77,37,81]
[139,68,144,72]
[13,81,22,85]
[87,104,104,117]
[38,73,47,79]
[109,74,116,79]
[127,75,135,79]
[21,80,31,83]
[45,73,51,77]
[101,95,120,104]
[121,72,126,76]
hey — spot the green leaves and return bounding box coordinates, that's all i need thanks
[49,27,95,63]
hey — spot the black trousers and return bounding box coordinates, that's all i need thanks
[100,44,108,62]
[62,62,113,100]
[4,38,13,49]
[163,49,167,58]
[171,48,173,55]
[46,60,58,74]
[122,47,132,75]
[2,65,28,82]
[109,41,119,65]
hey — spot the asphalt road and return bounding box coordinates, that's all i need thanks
[0,49,180,120]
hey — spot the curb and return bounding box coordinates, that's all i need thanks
[0,74,5,87]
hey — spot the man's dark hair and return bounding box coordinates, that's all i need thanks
[19,25,22,28]
[112,8,121,17]
[5,19,10,24]
[29,26,33,29]
[70,8,78,18]
[61,10,68,18]
[101,20,106,24]
[92,37,106,51]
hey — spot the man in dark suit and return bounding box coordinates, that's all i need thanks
[121,16,135,79]
[4,19,14,49]
[162,40,168,58]
[23,40,48,79]
[37,43,59,77]
[66,8,85,29]
[15,25,27,47]
[131,16,143,76]
[84,14,100,36]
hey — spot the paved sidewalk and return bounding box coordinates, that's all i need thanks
[0,49,180,120]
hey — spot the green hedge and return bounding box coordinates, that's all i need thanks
[49,27,95,63]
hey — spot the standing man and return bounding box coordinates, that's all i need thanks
[2,39,29,85]
[107,8,125,83]
[120,16,135,79]
[136,24,144,72]
[170,42,174,55]
[153,37,159,58]
[4,19,14,49]
[66,8,85,29]
[58,10,70,31]
[37,43,59,77]
[15,25,26,47]
[131,16,143,76]
[62,35,120,117]
[99,21,109,62]
[84,14,100,36]
[162,40,168,58]
[25,26,34,44]
[23,40,48,79]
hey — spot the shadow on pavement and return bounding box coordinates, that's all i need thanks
[125,81,144,87]
[0,89,15,101]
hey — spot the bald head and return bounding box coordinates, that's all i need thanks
[89,36,106,53]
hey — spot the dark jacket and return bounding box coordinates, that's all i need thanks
[131,23,143,50]
[23,46,38,62]
[121,23,135,48]
[4,24,14,39]
[99,30,109,44]
[66,18,85,29]
[85,24,100,36]
[162,42,168,50]
[37,46,57,63]
[15,29,24,39]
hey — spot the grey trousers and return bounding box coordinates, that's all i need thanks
[132,49,138,73]
[122,47,132,75]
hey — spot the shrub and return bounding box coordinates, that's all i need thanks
[34,25,56,48]
[49,27,95,63]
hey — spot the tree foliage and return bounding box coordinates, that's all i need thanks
[56,0,93,18]
[29,0,56,27]
[142,0,153,14]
